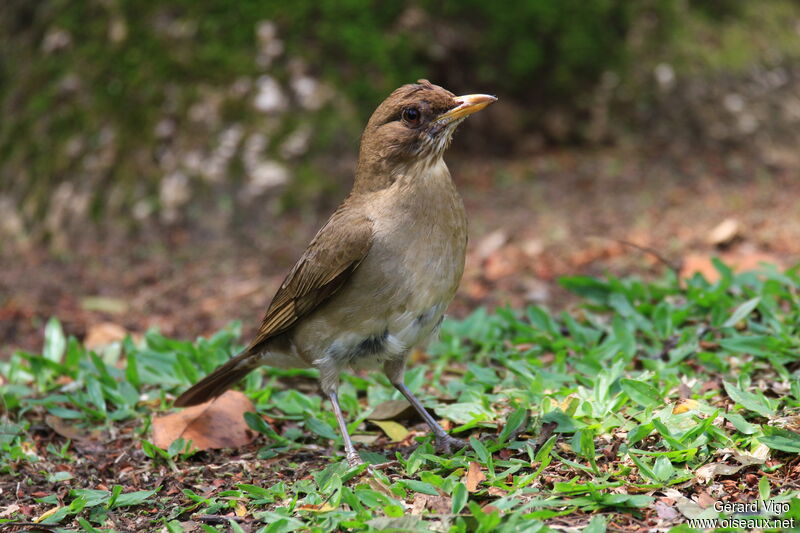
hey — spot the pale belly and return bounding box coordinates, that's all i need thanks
[291,224,466,378]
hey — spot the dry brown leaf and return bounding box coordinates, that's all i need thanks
[296,503,336,512]
[410,494,430,515]
[475,229,508,260]
[45,415,100,442]
[695,462,743,483]
[483,250,517,281]
[351,434,380,444]
[696,491,716,509]
[719,444,769,466]
[0,504,20,519]
[654,500,679,520]
[426,495,452,514]
[84,322,127,350]
[707,218,740,246]
[152,390,256,451]
[662,489,708,520]
[680,250,784,282]
[465,461,486,492]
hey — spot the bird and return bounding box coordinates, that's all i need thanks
[175,79,496,466]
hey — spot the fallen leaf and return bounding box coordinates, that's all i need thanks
[475,229,508,260]
[520,238,544,258]
[366,475,395,499]
[680,250,784,282]
[719,444,769,466]
[426,495,452,514]
[465,461,486,492]
[0,504,20,518]
[45,415,99,442]
[696,491,716,509]
[371,420,409,442]
[483,250,517,281]
[351,434,380,444]
[152,390,256,451]
[84,322,127,350]
[81,296,128,314]
[654,500,679,520]
[673,399,700,414]
[367,400,415,421]
[410,494,430,515]
[662,489,711,520]
[34,506,61,523]
[695,462,743,483]
[708,218,740,246]
[296,503,336,512]
[680,254,722,282]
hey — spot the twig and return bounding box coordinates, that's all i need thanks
[614,239,681,274]
[196,514,245,525]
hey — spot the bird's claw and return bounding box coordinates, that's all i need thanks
[346,452,364,467]
[435,435,468,454]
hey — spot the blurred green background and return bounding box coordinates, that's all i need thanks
[2,0,800,245]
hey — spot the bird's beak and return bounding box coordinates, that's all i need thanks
[439,94,498,122]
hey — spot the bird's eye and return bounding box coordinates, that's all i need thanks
[402,107,421,126]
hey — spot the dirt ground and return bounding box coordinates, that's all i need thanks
[2,146,799,358]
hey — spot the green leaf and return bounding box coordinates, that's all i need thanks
[620,379,662,408]
[112,488,158,508]
[759,426,800,453]
[434,402,492,425]
[403,480,439,496]
[106,485,123,508]
[758,475,770,501]
[583,515,607,533]
[244,412,288,444]
[725,413,759,435]
[723,382,775,418]
[470,436,490,464]
[451,482,468,514]
[305,417,340,440]
[723,297,761,328]
[498,408,528,444]
[720,336,780,357]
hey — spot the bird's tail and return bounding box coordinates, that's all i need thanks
[174,350,260,407]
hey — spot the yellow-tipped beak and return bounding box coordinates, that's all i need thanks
[439,94,497,122]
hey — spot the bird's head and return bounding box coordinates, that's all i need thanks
[354,79,496,191]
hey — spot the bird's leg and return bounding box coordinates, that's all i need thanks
[327,390,363,466]
[392,381,467,454]
[385,357,466,453]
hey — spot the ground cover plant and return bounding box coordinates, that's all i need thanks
[2,260,800,532]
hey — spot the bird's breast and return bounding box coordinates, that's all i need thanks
[290,159,467,379]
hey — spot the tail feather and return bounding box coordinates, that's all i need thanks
[174,351,259,407]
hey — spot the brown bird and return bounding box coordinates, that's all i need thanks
[175,80,496,465]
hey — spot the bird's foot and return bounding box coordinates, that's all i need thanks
[435,435,468,455]
[346,451,364,467]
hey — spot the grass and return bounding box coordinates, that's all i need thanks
[2,260,800,531]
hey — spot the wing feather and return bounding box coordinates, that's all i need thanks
[245,206,373,353]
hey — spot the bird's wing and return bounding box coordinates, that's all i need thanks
[245,205,373,353]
